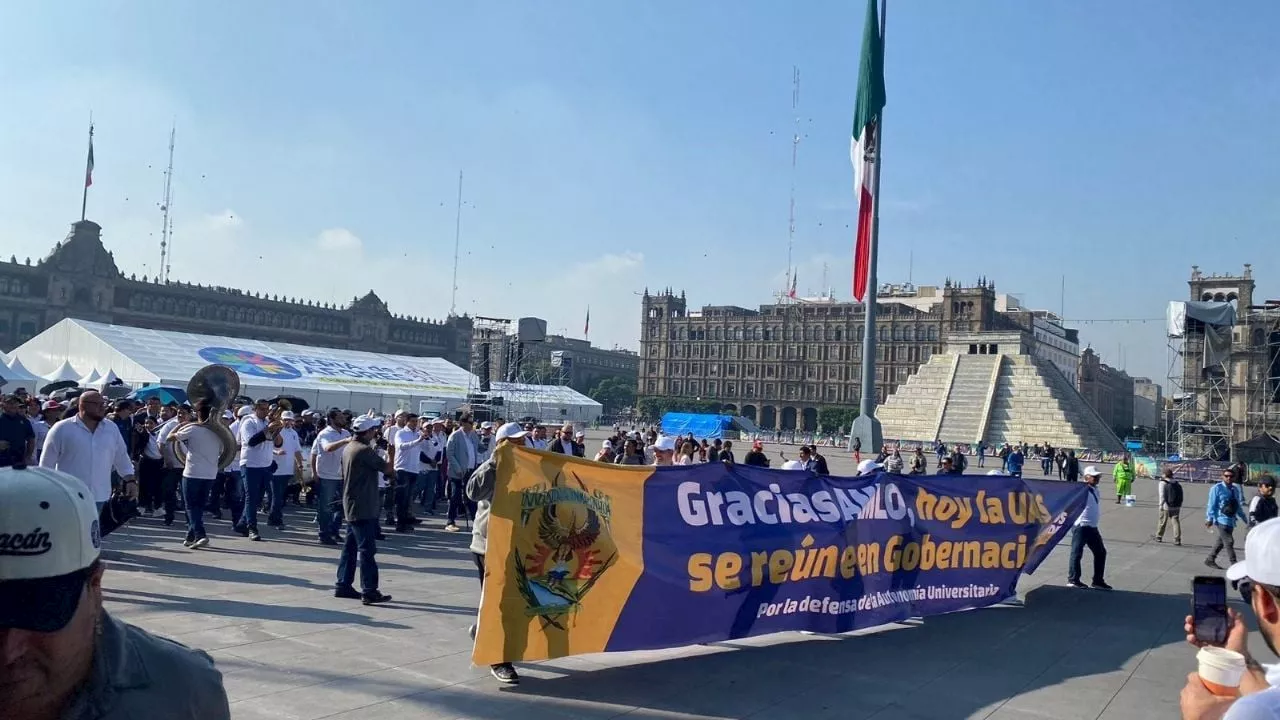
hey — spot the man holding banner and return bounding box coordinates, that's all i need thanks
[471,444,1089,668]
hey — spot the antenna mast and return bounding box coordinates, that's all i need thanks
[784,66,801,303]
[158,124,175,283]
[449,170,463,316]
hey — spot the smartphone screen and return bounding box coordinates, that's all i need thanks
[1192,576,1228,645]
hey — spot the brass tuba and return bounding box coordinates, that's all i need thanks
[174,364,241,470]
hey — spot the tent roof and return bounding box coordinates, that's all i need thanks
[45,360,81,383]
[78,368,102,385]
[10,318,601,409]
[95,369,122,386]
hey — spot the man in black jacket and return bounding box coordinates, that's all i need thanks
[547,424,580,456]
[1062,449,1080,482]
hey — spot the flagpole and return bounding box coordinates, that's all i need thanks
[851,0,886,453]
[80,117,94,221]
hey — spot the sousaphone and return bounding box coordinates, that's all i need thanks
[174,364,241,469]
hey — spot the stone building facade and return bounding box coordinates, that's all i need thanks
[637,280,1023,431]
[1133,377,1164,433]
[0,220,473,367]
[1077,347,1135,437]
[470,324,638,395]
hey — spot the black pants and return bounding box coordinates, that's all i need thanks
[1209,524,1238,564]
[138,457,165,511]
[447,475,477,524]
[474,552,486,586]
[160,468,182,522]
[209,472,243,519]
[1067,526,1107,584]
[394,470,416,526]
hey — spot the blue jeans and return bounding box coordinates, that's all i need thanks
[315,477,343,538]
[336,518,380,594]
[414,470,435,509]
[238,467,271,532]
[182,477,213,540]
[268,475,290,525]
[1067,526,1107,584]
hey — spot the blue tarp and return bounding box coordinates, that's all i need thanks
[661,412,734,440]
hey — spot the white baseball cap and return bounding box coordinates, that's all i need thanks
[222,410,234,420]
[1227,518,1280,586]
[236,406,254,418]
[654,436,677,452]
[0,466,102,631]
[495,422,528,443]
[857,459,883,475]
[1083,466,1102,477]
[782,460,805,471]
[280,411,296,421]
[987,469,1002,476]
[352,416,382,433]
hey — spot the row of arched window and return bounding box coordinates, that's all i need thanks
[0,278,31,296]
[127,294,347,334]
[665,324,939,343]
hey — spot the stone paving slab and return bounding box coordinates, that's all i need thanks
[100,438,1263,719]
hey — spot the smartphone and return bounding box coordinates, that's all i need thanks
[1192,575,1229,645]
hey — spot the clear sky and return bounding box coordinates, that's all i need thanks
[2,1,1277,385]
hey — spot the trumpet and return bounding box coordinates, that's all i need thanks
[269,397,293,425]
[174,364,241,469]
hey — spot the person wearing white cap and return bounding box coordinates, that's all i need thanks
[0,465,231,718]
[1066,466,1112,590]
[652,435,677,466]
[465,421,528,685]
[266,410,304,530]
[390,413,429,533]
[334,415,394,605]
[781,459,806,471]
[856,458,883,476]
[1180,518,1280,719]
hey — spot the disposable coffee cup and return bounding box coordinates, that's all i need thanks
[1197,646,1246,697]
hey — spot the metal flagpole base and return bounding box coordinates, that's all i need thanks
[850,414,883,455]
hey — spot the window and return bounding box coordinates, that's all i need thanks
[928,326,938,341]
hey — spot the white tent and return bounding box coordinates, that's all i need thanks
[77,368,102,385]
[95,368,122,387]
[3,356,41,387]
[44,360,81,383]
[10,318,602,420]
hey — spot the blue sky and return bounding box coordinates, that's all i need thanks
[1,1,1277,385]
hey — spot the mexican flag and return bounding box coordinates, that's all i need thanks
[850,0,885,302]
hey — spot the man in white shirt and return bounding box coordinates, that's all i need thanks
[39,390,137,512]
[1181,518,1280,719]
[530,425,549,451]
[1066,466,1112,590]
[235,400,281,541]
[26,400,51,464]
[311,409,352,545]
[391,414,428,532]
[154,405,189,528]
[416,417,447,515]
[136,416,166,519]
[167,400,223,549]
[267,411,304,529]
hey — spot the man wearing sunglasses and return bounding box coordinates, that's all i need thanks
[0,465,230,719]
[1181,518,1280,719]
[1206,468,1250,570]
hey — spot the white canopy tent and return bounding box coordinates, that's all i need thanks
[77,368,102,385]
[94,369,122,387]
[10,319,602,421]
[44,360,81,383]
[2,356,41,389]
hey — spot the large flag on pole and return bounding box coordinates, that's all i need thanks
[584,307,590,337]
[850,0,885,302]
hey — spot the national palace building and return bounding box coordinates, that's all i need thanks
[639,280,1080,432]
[0,220,474,367]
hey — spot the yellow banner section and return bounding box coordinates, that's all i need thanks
[472,445,648,665]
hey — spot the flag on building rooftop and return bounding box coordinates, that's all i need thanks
[84,125,95,188]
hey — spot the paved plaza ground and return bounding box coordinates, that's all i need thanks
[101,435,1271,719]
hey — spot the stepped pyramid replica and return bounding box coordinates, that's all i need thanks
[878,331,1123,451]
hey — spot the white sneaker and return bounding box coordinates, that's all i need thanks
[468,624,477,640]
[182,538,195,548]
[193,537,209,548]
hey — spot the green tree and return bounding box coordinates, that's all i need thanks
[817,406,859,433]
[588,376,637,414]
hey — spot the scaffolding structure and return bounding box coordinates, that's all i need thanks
[1167,294,1280,461]
[466,316,546,423]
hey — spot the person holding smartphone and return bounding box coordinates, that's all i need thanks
[1181,518,1280,719]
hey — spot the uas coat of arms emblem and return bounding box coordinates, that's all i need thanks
[513,469,617,630]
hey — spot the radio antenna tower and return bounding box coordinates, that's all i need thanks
[784,66,801,303]
[450,170,463,316]
[158,124,176,283]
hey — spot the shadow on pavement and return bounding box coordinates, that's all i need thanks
[104,587,414,629]
[490,584,1192,720]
